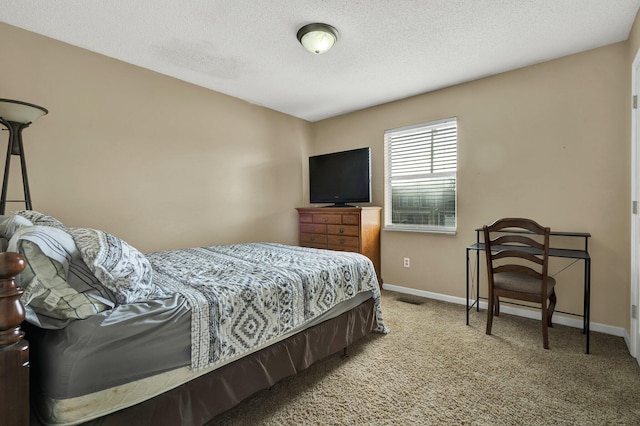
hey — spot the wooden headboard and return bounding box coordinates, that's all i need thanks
[0,252,29,425]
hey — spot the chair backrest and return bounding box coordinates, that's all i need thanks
[482,218,551,285]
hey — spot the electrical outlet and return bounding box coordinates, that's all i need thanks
[403,257,410,268]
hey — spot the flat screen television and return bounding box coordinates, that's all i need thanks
[309,147,371,206]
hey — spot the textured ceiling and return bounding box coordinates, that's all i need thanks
[1,1,639,122]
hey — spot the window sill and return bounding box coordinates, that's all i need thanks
[383,225,457,235]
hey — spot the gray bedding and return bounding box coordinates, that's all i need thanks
[30,291,373,399]
[30,294,191,399]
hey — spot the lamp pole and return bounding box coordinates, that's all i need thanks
[0,118,33,214]
[0,99,48,215]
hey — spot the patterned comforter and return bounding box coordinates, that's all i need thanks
[146,243,387,370]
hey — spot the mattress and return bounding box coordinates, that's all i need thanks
[32,291,373,426]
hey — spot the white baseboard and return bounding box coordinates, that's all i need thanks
[382,283,626,338]
[624,328,631,352]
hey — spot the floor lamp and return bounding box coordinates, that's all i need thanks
[0,99,48,215]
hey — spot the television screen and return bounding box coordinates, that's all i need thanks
[309,147,371,206]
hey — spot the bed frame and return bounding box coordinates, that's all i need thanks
[0,252,29,425]
[0,252,378,425]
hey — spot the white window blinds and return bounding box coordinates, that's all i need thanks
[384,117,457,233]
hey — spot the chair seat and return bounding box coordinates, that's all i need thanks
[494,271,556,296]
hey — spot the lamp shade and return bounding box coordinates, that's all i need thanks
[0,99,48,124]
[297,23,338,54]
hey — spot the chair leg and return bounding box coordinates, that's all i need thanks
[494,296,500,316]
[486,293,494,335]
[541,301,550,349]
[547,290,557,328]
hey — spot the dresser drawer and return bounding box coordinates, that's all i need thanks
[300,223,326,234]
[312,213,342,224]
[299,213,314,223]
[326,224,359,237]
[327,235,359,249]
[341,214,359,225]
[300,233,327,245]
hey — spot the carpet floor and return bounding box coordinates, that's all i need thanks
[210,290,640,425]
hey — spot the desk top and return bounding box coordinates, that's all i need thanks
[474,228,591,238]
[472,226,590,259]
[467,242,590,260]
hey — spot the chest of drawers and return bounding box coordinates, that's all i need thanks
[296,206,382,285]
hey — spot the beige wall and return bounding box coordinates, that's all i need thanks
[0,23,311,252]
[0,21,635,330]
[313,42,630,329]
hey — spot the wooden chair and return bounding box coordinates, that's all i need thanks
[483,218,557,349]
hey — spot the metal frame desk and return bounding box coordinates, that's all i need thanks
[466,228,591,353]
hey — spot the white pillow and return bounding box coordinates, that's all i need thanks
[0,214,33,239]
[68,227,158,304]
[8,226,114,323]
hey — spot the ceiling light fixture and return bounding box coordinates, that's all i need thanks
[297,23,338,55]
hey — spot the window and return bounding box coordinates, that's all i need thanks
[384,117,457,233]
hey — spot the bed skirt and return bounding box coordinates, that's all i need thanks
[34,297,377,426]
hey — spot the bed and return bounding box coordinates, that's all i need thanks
[0,211,387,426]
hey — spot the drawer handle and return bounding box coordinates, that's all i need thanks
[339,238,345,244]
[339,227,345,234]
[323,217,328,223]
[310,237,316,242]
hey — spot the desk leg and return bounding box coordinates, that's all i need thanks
[466,248,470,325]
[584,258,591,354]
[476,249,480,312]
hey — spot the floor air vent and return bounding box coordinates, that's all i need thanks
[396,297,424,306]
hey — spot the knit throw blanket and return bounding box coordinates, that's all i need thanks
[146,243,387,370]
